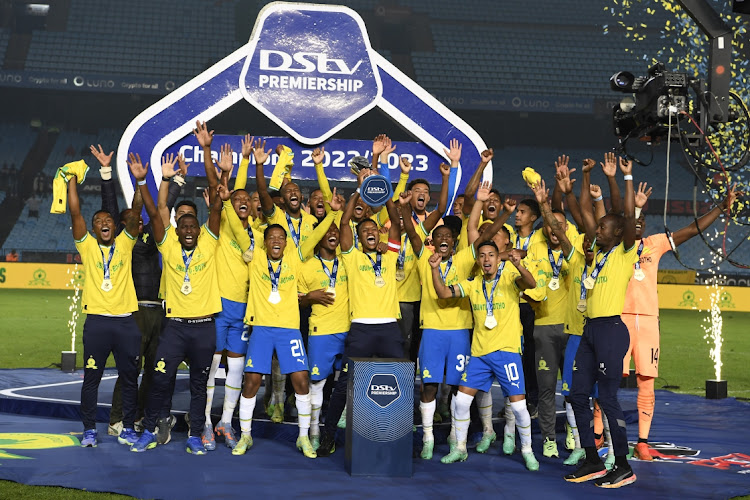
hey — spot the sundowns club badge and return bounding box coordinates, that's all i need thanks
[240,3,382,143]
[367,374,401,408]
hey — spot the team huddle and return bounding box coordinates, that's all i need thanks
[66,121,735,490]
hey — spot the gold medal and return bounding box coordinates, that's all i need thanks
[395,268,405,281]
[101,278,112,292]
[484,314,498,329]
[181,282,192,295]
[242,248,254,263]
[326,286,336,298]
[576,298,587,313]
[634,269,645,281]
[583,277,595,290]
[548,278,560,291]
[374,276,386,287]
[268,290,281,304]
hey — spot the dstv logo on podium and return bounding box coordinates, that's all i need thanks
[367,374,401,408]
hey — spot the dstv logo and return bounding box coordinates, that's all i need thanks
[259,50,363,75]
[370,385,397,392]
[365,186,387,194]
[367,374,401,408]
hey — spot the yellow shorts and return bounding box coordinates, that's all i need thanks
[622,313,660,377]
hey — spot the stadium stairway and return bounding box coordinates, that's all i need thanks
[0,128,57,248]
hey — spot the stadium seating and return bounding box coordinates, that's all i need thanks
[25,0,239,79]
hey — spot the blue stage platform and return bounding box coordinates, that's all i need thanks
[0,369,749,499]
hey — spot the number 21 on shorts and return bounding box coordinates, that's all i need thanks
[290,339,303,358]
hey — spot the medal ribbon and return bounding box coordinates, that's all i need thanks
[548,244,564,280]
[100,243,115,281]
[397,233,408,269]
[181,248,194,286]
[285,212,301,248]
[482,262,505,317]
[439,256,453,283]
[515,229,535,251]
[317,256,338,288]
[590,246,616,284]
[365,252,383,279]
[246,226,255,252]
[634,240,644,271]
[267,258,282,292]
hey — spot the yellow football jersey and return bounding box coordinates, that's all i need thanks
[565,233,588,336]
[268,205,318,250]
[417,245,476,330]
[298,255,350,335]
[75,230,138,315]
[526,240,574,326]
[340,248,400,321]
[158,225,221,318]
[586,241,639,319]
[244,248,303,329]
[457,262,523,357]
[216,209,250,303]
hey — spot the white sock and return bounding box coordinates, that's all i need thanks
[449,395,457,443]
[239,395,256,436]
[420,400,436,442]
[511,400,532,453]
[309,380,325,438]
[221,357,244,423]
[295,393,312,437]
[205,353,222,423]
[271,359,285,405]
[503,397,516,437]
[602,411,614,458]
[453,392,474,452]
[476,390,494,434]
[565,401,581,448]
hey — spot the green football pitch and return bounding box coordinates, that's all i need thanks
[0,289,748,500]
[1,289,748,399]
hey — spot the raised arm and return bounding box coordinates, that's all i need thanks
[554,155,584,228]
[166,154,186,213]
[234,134,254,191]
[508,249,536,290]
[579,158,597,241]
[473,198,515,251]
[311,147,332,204]
[589,183,606,221]
[601,152,622,215]
[340,169,369,252]
[253,138,275,216]
[300,190,343,260]
[194,120,217,195]
[673,185,736,246]
[68,175,86,241]
[157,153,179,225]
[398,191,423,256]
[620,157,636,249]
[462,148,493,217]
[129,153,165,244]
[422,162,451,233]
[532,180,573,256]
[208,177,227,237]
[429,252,454,298]
[92,144,119,226]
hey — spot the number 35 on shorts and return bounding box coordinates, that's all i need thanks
[455,354,470,372]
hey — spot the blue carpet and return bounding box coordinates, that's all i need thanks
[0,369,749,499]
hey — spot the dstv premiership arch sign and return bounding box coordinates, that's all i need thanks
[116,2,491,211]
